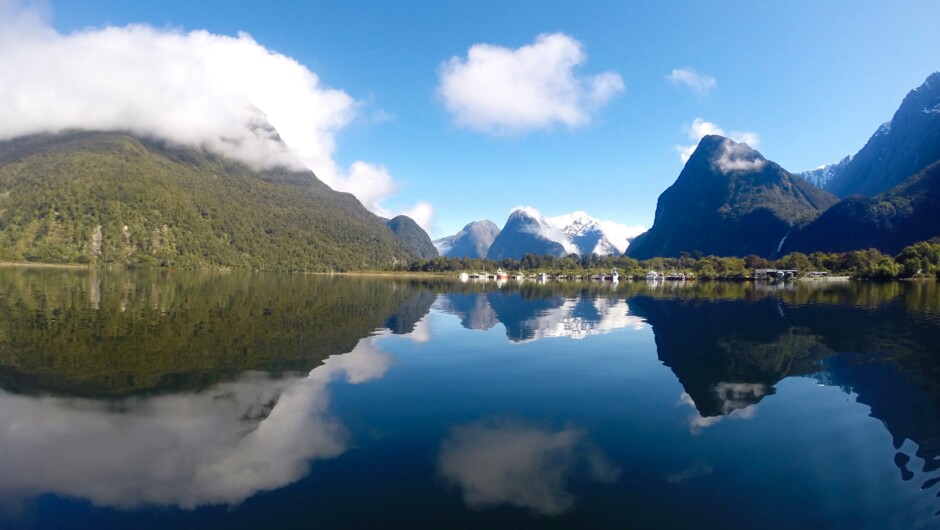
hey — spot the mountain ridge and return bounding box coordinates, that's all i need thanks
[0,130,415,271]
[626,135,837,259]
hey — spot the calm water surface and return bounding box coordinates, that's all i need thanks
[0,269,938,529]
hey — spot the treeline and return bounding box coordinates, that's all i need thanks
[396,239,940,280]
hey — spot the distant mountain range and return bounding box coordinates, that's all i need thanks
[1,73,937,269]
[629,71,940,259]
[436,209,643,260]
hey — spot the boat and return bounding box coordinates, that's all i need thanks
[605,269,620,282]
[536,272,549,282]
[665,271,685,281]
[645,270,664,281]
[495,268,509,279]
[458,272,469,282]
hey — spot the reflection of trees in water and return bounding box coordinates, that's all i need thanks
[0,268,436,397]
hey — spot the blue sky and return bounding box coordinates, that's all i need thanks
[17,1,940,237]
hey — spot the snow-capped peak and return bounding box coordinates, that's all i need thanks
[546,211,646,256]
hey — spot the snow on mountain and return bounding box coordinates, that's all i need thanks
[796,155,853,190]
[487,207,579,260]
[546,211,645,255]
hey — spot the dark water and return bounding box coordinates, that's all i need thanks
[0,269,939,529]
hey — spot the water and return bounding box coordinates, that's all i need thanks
[0,269,938,529]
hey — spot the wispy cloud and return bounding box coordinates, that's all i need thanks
[675,118,760,163]
[0,1,433,231]
[667,67,717,96]
[438,33,624,135]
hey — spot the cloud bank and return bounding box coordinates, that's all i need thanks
[675,118,760,164]
[438,33,624,135]
[0,1,432,230]
[668,67,717,96]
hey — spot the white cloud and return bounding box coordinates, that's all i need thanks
[510,206,580,255]
[438,33,624,135]
[438,419,620,515]
[675,118,760,164]
[667,67,717,96]
[0,1,431,226]
[713,139,766,173]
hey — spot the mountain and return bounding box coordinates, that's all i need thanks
[626,135,838,259]
[486,207,577,260]
[782,160,940,255]
[0,131,415,271]
[546,211,642,255]
[825,72,940,197]
[433,220,500,258]
[386,215,438,260]
[796,155,852,189]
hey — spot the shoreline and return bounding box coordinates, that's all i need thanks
[0,261,90,270]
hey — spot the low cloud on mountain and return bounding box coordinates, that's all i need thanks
[0,0,432,230]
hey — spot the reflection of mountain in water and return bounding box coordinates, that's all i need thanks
[0,268,435,397]
[433,293,500,331]
[629,295,831,417]
[436,290,646,342]
[633,285,940,512]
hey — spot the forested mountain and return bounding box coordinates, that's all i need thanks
[0,131,415,271]
[386,215,438,260]
[626,136,837,259]
[782,160,940,255]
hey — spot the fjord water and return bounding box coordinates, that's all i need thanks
[0,270,938,529]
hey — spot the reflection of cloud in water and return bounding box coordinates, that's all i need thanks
[678,384,763,435]
[438,419,620,515]
[667,461,715,484]
[0,333,393,509]
[523,299,646,342]
[406,314,433,344]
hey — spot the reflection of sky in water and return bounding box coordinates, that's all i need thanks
[0,279,938,528]
[0,330,407,509]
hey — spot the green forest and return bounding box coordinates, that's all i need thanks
[400,239,940,280]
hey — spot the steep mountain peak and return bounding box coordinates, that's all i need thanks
[433,219,500,258]
[627,135,837,259]
[486,207,578,260]
[825,72,940,197]
[693,135,767,175]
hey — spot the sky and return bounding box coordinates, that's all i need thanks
[2,0,939,239]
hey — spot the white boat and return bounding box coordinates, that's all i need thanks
[645,270,664,281]
[606,269,620,282]
[496,268,509,279]
[536,272,549,282]
[458,272,469,282]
